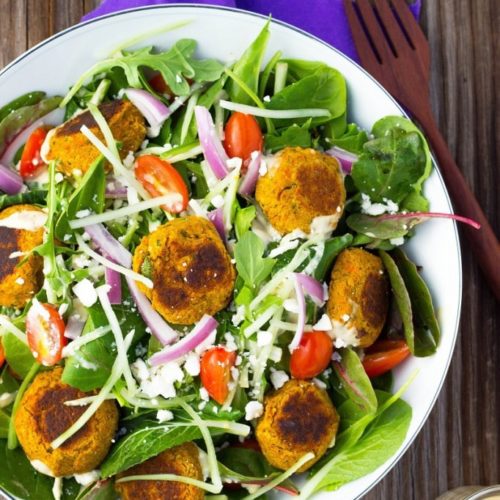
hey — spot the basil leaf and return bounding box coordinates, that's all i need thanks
[234,232,275,289]
[392,248,440,356]
[379,251,415,353]
[332,348,378,416]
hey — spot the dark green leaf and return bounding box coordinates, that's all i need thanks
[371,370,394,393]
[264,121,312,152]
[258,50,282,98]
[2,332,35,379]
[379,251,415,353]
[0,189,47,210]
[0,91,46,122]
[392,248,439,356]
[313,234,353,281]
[0,410,9,438]
[331,123,368,154]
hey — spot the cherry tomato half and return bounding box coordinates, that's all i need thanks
[0,341,5,369]
[26,301,66,366]
[223,112,263,164]
[290,331,333,379]
[362,340,411,378]
[149,73,173,98]
[20,126,49,178]
[135,155,189,213]
[200,347,237,405]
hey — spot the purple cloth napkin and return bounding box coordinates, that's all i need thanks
[82,0,420,62]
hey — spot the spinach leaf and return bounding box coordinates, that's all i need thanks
[55,157,106,242]
[228,22,270,105]
[235,205,256,240]
[234,231,275,289]
[314,397,411,492]
[392,248,439,356]
[63,40,224,106]
[0,410,10,438]
[0,91,46,122]
[264,120,312,152]
[0,189,47,210]
[346,212,412,240]
[332,348,377,416]
[324,112,347,139]
[314,234,353,281]
[0,366,19,393]
[331,123,368,154]
[266,66,346,127]
[0,96,62,157]
[258,50,282,98]
[379,251,415,353]
[351,126,427,203]
[2,333,35,378]
[371,371,394,393]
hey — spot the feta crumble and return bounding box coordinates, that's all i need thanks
[245,401,264,421]
[72,279,98,307]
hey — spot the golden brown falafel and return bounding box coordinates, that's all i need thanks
[133,215,236,325]
[0,204,45,308]
[327,248,389,348]
[255,147,346,235]
[115,442,204,500]
[255,379,339,472]
[45,100,146,177]
[14,366,119,477]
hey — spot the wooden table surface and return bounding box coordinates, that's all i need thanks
[0,1,498,499]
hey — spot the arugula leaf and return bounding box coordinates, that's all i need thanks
[264,120,312,152]
[235,205,256,240]
[332,348,378,417]
[392,248,440,356]
[234,232,275,289]
[62,39,224,106]
[228,21,270,105]
[379,251,415,353]
[351,126,427,203]
[331,123,368,154]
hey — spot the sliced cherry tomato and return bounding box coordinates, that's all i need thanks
[26,301,66,366]
[19,126,49,178]
[200,347,237,404]
[223,112,263,164]
[149,73,173,97]
[233,438,261,452]
[135,155,189,213]
[290,331,333,379]
[362,340,411,378]
[0,341,5,369]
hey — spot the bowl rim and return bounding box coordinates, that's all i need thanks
[0,5,463,499]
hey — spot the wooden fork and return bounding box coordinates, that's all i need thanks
[344,0,500,301]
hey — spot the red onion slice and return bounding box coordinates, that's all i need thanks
[105,268,122,305]
[294,273,326,307]
[85,223,178,345]
[64,315,86,340]
[125,88,170,135]
[150,314,218,366]
[289,274,306,352]
[238,151,262,196]
[208,207,226,242]
[326,146,358,174]
[0,163,25,195]
[194,105,229,179]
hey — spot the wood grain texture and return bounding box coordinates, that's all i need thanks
[0,1,498,499]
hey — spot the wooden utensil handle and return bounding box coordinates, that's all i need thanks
[415,108,500,301]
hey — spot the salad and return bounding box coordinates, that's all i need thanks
[0,20,478,500]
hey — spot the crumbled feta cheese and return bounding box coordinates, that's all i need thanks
[72,279,98,307]
[131,359,150,382]
[230,366,239,381]
[269,346,282,363]
[211,194,225,208]
[245,401,264,421]
[313,378,327,390]
[0,392,16,408]
[390,237,405,246]
[313,314,333,331]
[283,299,299,313]
[123,151,135,168]
[360,193,399,216]
[258,158,268,176]
[257,330,273,347]
[184,352,201,376]
[55,172,64,184]
[75,209,91,219]
[74,470,100,486]
[331,320,359,348]
[270,369,289,390]
[263,95,271,102]
[157,409,174,423]
[224,332,238,351]
[231,305,245,326]
[226,157,243,170]
[200,387,210,401]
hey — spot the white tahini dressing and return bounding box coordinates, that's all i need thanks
[0,210,47,231]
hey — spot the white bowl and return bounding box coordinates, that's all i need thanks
[0,5,462,499]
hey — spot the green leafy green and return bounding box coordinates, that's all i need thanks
[0,189,47,210]
[0,91,46,123]
[0,96,62,158]
[2,332,35,379]
[0,410,9,439]
[234,231,276,289]
[228,21,270,105]
[351,125,427,203]
[235,205,256,240]
[379,251,415,353]
[314,234,354,281]
[331,123,368,154]
[392,248,439,356]
[264,120,312,152]
[258,49,282,98]
[332,348,378,417]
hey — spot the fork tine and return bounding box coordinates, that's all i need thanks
[343,0,383,79]
[390,0,430,69]
[373,0,412,55]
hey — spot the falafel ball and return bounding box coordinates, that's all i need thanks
[133,215,236,325]
[327,248,389,348]
[14,366,119,477]
[255,147,346,235]
[255,380,339,472]
[44,100,146,177]
[115,442,204,500]
[0,204,45,308]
